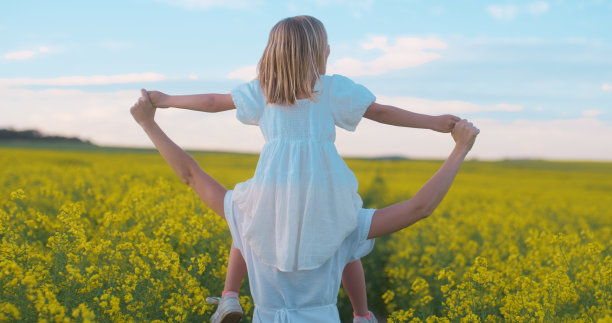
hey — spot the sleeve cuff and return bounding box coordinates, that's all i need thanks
[350,208,376,261]
[223,190,244,254]
[231,84,260,126]
[342,92,376,132]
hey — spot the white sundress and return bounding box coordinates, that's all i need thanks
[224,190,376,322]
[230,74,376,272]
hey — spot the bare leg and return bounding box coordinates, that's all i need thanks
[209,245,245,322]
[342,259,369,316]
[224,244,247,294]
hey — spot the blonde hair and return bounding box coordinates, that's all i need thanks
[258,15,328,106]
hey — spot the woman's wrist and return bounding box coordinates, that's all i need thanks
[158,94,172,108]
[139,118,157,129]
[148,91,171,108]
[428,115,439,130]
[451,144,471,158]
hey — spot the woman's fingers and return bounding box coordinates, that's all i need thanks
[130,89,157,124]
[140,89,155,108]
[452,119,479,149]
[141,89,151,102]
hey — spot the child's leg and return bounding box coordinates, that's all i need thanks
[223,244,247,295]
[208,244,245,323]
[342,259,369,317]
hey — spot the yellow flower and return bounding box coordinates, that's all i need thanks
[10,188,26,200]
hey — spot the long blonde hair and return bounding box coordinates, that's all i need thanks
[258,15,328,106]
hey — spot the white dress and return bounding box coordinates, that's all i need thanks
[224,190,376,322]
[230,74,376,272]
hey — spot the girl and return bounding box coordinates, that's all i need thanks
[130,89,478,322]
[146,16,459,323]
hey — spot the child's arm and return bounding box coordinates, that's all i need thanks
[130,89,227,218]
[147,90,236,113]
[367,119,479,239]
[363,102,459,133]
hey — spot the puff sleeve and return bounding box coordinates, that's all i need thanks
[231,79,265,126]
[329,74,376,131]
[347,208,376,263]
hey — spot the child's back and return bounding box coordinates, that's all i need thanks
[231,73,375,271]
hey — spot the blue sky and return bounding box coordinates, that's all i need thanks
[2,0,611,160]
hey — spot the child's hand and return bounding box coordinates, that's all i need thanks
[130,89,156,126]
[432,114,461,133]
[451,119,479,151]
[147,90,170,108]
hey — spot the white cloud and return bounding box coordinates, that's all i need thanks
[465,117,612,160]
[487,5,518,21]
[227,65,257,81]
[527,1,550,15]
[328,36,447,76]
[602,83,612,91]
[188,74,199,80]
[487,2,550,21]
[2,85,610,160]
[1,85,262,151]
[2,87,140,143]
[582,109,603,117]
[154,0,255,10]
[376,95,523,114]
[4,50,36,60]
[0,72,167,87]
[229,36,447,79]
[335,116,612,160]
[4,46,53,60]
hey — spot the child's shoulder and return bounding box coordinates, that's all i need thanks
[321,74,369,97]
[232,78,264,98]
[321,74,351,83]
[322,74,362,88]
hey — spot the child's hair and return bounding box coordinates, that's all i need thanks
[258,15,328,106]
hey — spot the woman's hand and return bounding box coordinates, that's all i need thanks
[451,119,479,151]
[432,114,461,133]
[130,89,156,126]
[147,90,171,108]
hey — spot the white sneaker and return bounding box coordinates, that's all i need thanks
[353,311,378,323]
[206,295,243,323]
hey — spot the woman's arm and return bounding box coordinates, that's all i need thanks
[147,90,236,113]
[367,119,479,239]
[363,102,459,133]
[130,89,227,218]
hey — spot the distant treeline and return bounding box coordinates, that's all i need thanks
[0,128,92,144]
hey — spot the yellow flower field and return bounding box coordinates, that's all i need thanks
[358,160,612,322]
[1,147,610,322]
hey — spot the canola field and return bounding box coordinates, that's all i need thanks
[1,147,611,322]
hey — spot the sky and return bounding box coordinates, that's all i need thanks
[2,0,611,160]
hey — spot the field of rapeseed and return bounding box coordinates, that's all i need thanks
[1,146,611,322]
[352,160,612,322]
